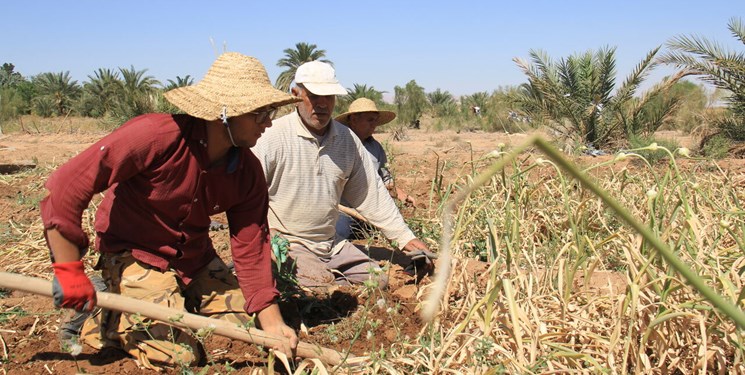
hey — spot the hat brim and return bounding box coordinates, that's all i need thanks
[335,110,396,127]
[165,85,300,121]
[302,82,347,96]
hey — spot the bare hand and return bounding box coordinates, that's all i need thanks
[396,188,416,207]
[256,304,298,356]
[263,321,299,356]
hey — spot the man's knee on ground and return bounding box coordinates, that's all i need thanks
[123,326,202,369]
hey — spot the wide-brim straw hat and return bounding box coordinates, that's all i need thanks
[335,98,396,126]
[164,52,300,121]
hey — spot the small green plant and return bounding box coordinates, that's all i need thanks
[700,133,731,159]
[60,335,86,373]
[324,323,340,343]
[270,233,300,298]
[0,306,26,323]
[626,134,681,164]
[473,337,499,367]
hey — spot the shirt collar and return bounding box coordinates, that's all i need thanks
[292,111,338,142]
[183,115,242,174]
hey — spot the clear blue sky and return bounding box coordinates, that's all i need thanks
[3,1,743,100]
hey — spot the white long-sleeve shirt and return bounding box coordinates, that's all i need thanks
[252,111,415,256]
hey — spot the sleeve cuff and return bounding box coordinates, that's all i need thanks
[243,287,280,314]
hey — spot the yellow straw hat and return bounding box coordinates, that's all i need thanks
[335,98,396,126]
[164,52,300,121]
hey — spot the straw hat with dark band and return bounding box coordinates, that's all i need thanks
[335,98,396,126]
[164,52,300,121]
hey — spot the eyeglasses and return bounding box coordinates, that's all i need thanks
[249,107,278,123]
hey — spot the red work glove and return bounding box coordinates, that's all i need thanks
[52,261,97,312]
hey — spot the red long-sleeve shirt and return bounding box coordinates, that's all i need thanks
[40,113,278,313]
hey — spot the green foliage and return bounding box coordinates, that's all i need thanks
[270,233,289,269]
[0,306,27,324]
[154,90,182,115]
[513,46,683,148]
[269,233,299,298]
[714,114,745,142]
[76,68,123,117]
[626,134,681,164]
[486,86,532,133]
[275,42,330,93]
[394,80,427,127]
[427,88,456,117]
[165,75,194,90]
[430,115,465,131]
[0,87,25,124]
[0,63,24,88]
[700,133,731,158]
[661,17,745,141]
[650,80,707,132]
[460,91,489,115]
[32,95,56,117]
[425,86,532,133]
[624,90,680,137]
[14,80,36,112]
[109,66,161,125]
[337,83,385,114]
[32,71,81,116]
[661,17,745,116]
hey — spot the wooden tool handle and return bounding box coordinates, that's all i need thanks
[0,271,349,366]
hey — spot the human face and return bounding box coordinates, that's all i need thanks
[292,85,336,135]
[228,106,275,147]
[248,107,278,125]
[348,112,379,140]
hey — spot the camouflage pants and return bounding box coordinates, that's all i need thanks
[81,252,251,369]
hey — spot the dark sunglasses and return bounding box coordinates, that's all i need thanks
[249,107,278,123]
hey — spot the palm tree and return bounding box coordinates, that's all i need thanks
[275,42,331,92]
[0,87,24,125]
[79,68,122,117]
[0,64,27,127]
[461,91,490,115]
[119,65,160,96]
[659,17,745,141]
[33,71,81,116]
[110,66,161,123]
[337,84,385,113]
[513,46,684,148]
[165,75,194,90]
[0,63,24,88]
[427,89,456,117]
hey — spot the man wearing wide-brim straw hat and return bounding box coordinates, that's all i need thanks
[41,52,301,369]
[334,98,416,240]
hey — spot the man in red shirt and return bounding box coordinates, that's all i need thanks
[41,52,300,369]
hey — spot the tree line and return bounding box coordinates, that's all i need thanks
[1,17,743,155]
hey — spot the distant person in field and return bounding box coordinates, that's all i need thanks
[251,61,437,291]
[334,98,416,240]
[41,52,300,370]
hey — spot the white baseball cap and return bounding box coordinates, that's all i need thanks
[295,61,347,96]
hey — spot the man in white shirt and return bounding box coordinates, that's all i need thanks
[252,61,435,290]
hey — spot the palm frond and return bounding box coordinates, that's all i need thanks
[612,46,660,109]
[728,17,745,46]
